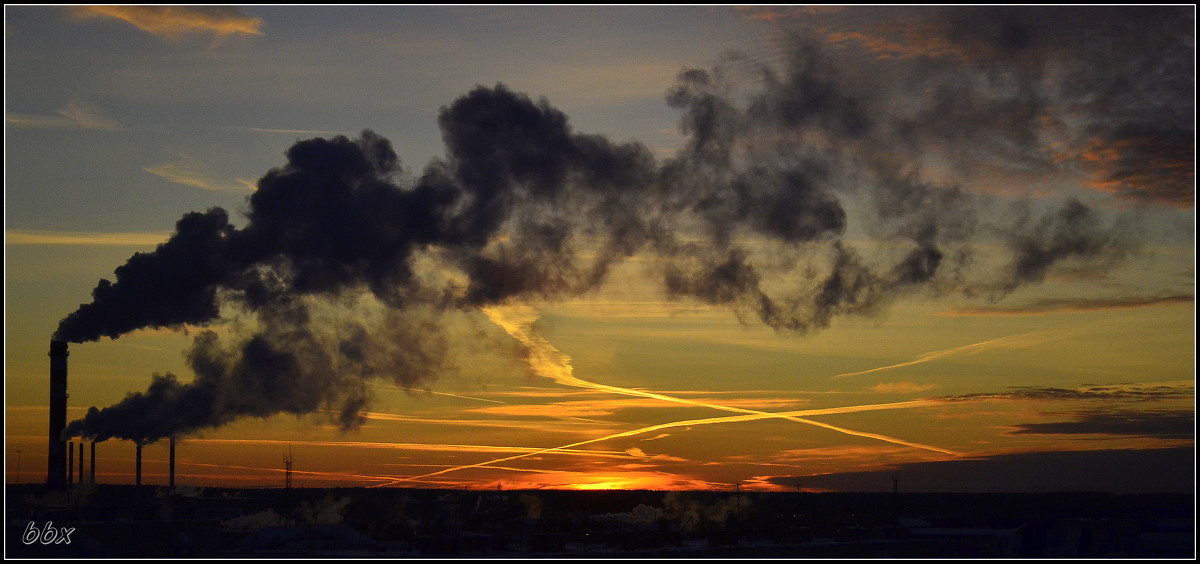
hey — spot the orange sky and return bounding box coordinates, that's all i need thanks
[5,6,1195,493]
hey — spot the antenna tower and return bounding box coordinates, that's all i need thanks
[284,448,294,490]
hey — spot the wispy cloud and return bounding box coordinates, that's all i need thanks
[371,383,507,404]
[469,402,623,419]
[942,294,1194,317]
[69,6,264,42]
[734,444,947,479]
[6,229,169,246]
[772,444,919,461]
[187,437,641,461]
[469,397,808,419]
[940,382,1195,403]
[871,382,937,394]
[6,102,123,130]
[143,156,255,192]
[351,411,616,434]
[1078,133,1195,209]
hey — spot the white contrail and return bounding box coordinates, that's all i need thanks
[831,332,1042,379]
[373,305,959,487]
[379,398,947,487]
[482,305,956,454]
[372,382,508,404]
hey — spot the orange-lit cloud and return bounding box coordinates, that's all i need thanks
[475,469,718,491]
[728,444,950,481]
[469,402,624,419]
[5,229,169,246]
[742,6,832,23]
[821,25,973,62]
[944,294,1194,317]
[1077,135,1195,208]
[564,472,714,491]
[473,388,607,399]
[352,411,618,433]
[1046,266,1114,283]
[69,6,264,41]
[189,437,645,459]
[871,382,937,394]
[772,444,923,461]
[753,7,974,63]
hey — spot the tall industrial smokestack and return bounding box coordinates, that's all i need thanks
[79,442,84,484]
[67,441,73,486]
[135,443,142,488]
[169,437,176,489]
[90,441,96,484]
[47,340,68,487]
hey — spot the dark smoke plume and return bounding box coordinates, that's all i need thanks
[65,303,454,444]
[61,11,1171,443]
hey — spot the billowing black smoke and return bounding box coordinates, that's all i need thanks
[66,304,453,444]
[62,12,1171,443]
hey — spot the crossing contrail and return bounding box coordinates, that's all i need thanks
[372,305,958,486]
[379,397,951,487]
[483,305,956,453]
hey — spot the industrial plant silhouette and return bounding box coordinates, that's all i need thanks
[7,481,1193,558]
[12,339,1194,558]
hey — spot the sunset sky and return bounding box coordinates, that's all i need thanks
[5,6,1194,493]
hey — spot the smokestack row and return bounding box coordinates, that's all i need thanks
[48,341,103,487]
[63,441,101,486]
[131,439,176,488]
